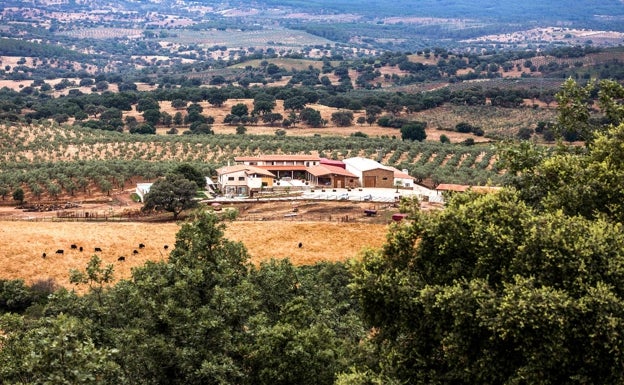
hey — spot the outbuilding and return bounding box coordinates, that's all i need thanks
[343,157,395,188]
[307,164,358,188]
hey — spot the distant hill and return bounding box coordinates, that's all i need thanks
[256,0,624,27]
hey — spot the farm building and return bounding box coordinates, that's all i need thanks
[234,154,320,181]
[135,183,153,203]
[306,164,358,188]
[343,157,395,188]
[216,165,275,197]
[388,167,416,188]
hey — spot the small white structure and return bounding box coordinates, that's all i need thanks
[135,183,153,202]
[388,167,416,188]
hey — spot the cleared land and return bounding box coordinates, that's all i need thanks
[0,219,389,290]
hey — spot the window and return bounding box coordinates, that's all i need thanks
[228,177,234,181]
[382,177,388,180]
[238,177,245,181]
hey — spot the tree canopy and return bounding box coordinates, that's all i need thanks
[142,173,198,219]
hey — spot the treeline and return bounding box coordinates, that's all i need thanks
[0,38,92,62]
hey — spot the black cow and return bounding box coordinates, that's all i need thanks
[94,247,102,252]
[139,243,145,249]
[117,256,126,262]
[164,245,169,250]
[132,249,139,255]
[56,249,64,254]
[42,252,47,258]
[79,246,83,252]
[70,244,77,249]
[298,242,303,248]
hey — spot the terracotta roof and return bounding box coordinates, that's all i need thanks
[257,165,308,171]
[216,165,275,177]
[387,166,414,180]
[320,158,346,168]
[307,164,357,177]
[436,184,501,193]
[235,154,320,162]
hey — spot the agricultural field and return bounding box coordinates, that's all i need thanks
[162,28,333,51]
[0,217,388,290]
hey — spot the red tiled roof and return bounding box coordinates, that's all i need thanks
[216,165,275,177]
[235,154,320,162]
[257,165,309,171]
[320,158,345,168]
[307,164,357,177]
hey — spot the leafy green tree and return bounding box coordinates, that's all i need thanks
[400,121,427,141]
[161,111,172,126]
[253,93,276,115]
[173,111,183,126]
[351,189,624,384]
[0,314,124,384]
[262,112,283,126]
[69,255,114,306]
[129,123,156,135]
[236,125,247,135]
[517,126,533,140]
[331,110,354,127]
[0,186,9,200]
[142,109,161,126]
[173,163,205,189]
[207,89,227,107]
[300,107,323,127]
[136,97,159,113]
[143,173,198,219]
[283,96,307,111]
[171,99,188,109]
[556,78,594,142]
[501,123,624,222]
[12,187,24,205]
[231,103,249,117]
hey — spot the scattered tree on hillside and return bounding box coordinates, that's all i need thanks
[330,110,353,127]
[12,187,24,205]
[300,107,323,127]
[400,121,427,141]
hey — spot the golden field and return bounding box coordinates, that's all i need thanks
[0,220,389,289]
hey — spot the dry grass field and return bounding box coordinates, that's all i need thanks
[0,220,389,290]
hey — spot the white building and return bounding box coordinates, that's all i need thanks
[216,165,276,197]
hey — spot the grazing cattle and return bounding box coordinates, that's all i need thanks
[56,249,64,254]
[94,247,102,252]
[117,256,126,262]
[79,246,83,252]
[132,249,139,255]
[70,244,77,249]
[42,252,46,258]
[298,242,303,248]
[139,243,145,249]
[164,245,169,250]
